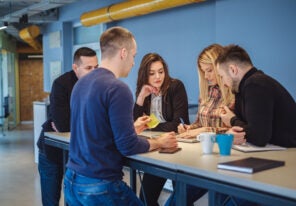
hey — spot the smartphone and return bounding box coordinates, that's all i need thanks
[159,147,182,154]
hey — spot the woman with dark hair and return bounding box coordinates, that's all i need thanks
[134,53,189,206]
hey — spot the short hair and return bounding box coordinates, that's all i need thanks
[216,44,253,68]
[136,53,172,98]
[73,47,96,65]
[100,26,135,59]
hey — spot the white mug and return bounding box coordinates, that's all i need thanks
[197,132,216,154]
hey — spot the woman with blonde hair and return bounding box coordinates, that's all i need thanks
[178,43,234,137]
[166,44,235,206]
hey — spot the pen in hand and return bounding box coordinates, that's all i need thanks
[179,117,185,126]
[179,118,188,134]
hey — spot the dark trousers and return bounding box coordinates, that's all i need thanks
[38,152,64,206]
[165,184,207,206]
[139,173,167,206]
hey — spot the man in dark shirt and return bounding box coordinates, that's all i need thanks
[37,47,98,206]
[217,44,296,148]
[216,44,296,206]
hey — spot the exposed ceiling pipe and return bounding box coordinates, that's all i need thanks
[80,0,205,27]
[19,25,42,51]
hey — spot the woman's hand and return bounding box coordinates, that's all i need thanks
[136,85,158,106]
[177,123,190,133]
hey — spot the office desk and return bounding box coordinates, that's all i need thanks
[44,132,296,206]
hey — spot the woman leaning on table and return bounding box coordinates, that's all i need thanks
[133,52,189,206]
[178,43,235,138]
[165,44,235,206]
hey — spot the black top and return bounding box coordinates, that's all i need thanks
[133,79,189,132]
[231,67,296,147]
[37,70,78,163]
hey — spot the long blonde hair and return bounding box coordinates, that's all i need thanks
[197,44,234,106]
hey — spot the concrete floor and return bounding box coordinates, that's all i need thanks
[0,124,207,206]
[0,124,41,206]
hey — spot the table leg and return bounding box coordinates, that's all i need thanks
[129,168,137,193]
[175,181,186,206]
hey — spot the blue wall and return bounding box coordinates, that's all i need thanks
[42,0,296,102]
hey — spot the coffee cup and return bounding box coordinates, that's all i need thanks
[216,134,234,156]
[197,132,216,154]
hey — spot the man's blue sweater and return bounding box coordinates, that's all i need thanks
[67,68,149,180]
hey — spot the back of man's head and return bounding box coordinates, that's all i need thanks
[100,26,135,59]
[216,44,253,70]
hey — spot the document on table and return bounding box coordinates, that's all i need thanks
[139,131,198,143]
[176,133,199,143]
[232,143,286,152]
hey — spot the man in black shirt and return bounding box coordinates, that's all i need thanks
[216,44,296,206]
[37,47,98,206]
[216,44,296,148]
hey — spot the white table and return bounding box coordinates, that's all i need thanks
[44,132,296,206]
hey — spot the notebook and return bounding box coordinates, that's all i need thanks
[232,143,286,152]
[217,157,285,174]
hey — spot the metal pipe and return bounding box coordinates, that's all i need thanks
[81,0,205,27]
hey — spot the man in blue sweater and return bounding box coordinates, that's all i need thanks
[64,26,177,206]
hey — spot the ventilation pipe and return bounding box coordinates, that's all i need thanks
[81,0,205,27]
[19,25,42,51]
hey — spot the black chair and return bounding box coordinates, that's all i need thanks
[0,96,10,136]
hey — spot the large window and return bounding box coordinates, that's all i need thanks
[0,49,16,128]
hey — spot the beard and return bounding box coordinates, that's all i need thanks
[231,78,240,93]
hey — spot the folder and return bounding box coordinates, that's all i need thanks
[217,157,285,174]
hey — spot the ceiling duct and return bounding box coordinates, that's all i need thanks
[19,25,42,51]
[80,0,205,27]
[0,0,78,41]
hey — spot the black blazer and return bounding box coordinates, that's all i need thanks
[37,70,78,163]
[134,79,189,132]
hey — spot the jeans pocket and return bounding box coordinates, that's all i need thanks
[75,181,111,205]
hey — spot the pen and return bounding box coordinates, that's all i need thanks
[179,117,189,134]
[179,118,185,126]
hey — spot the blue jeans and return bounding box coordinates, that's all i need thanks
[64,168,144,206]
[38,152,64,206]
